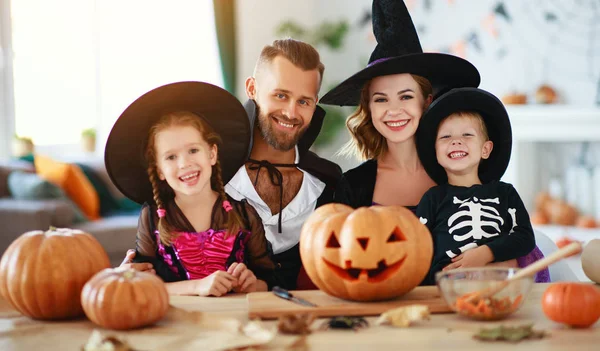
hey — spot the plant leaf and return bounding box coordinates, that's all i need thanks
[473,325,548,343]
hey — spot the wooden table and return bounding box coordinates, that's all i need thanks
[0,283,598,350]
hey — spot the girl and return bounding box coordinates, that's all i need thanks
[105,82,275,296]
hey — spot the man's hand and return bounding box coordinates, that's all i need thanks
[120,249,155,274]
[228,262,258,293]
[443,245,494,271]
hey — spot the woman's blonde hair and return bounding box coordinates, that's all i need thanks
[340,74,433,160]
[145,111,245,245]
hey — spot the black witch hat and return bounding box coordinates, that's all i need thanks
[105,82,251,204]
[320,0,480,106]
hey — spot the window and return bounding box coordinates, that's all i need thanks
[11,0,223,148]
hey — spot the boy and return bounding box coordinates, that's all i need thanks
[415,87,547,285]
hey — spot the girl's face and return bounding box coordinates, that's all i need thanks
[368,73,429,145]
[435,114,493,180]
[154,125,217,199]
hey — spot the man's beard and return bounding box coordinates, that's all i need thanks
[256,107,308,151]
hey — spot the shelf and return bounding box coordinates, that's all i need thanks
[506,105,600,141]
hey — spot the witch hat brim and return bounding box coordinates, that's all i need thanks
[320,0,480,107]
[105,81,251,204]
[416,87,512,185]
[320,53,480,106]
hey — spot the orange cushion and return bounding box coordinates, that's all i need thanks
[34,155,100,220]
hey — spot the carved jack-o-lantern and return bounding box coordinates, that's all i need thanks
[300,204,433,301]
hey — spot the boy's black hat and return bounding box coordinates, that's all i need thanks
[416,87,512,185]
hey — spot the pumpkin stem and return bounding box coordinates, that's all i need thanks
[123,269,136,280]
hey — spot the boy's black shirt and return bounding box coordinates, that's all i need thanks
[416,181,535,285]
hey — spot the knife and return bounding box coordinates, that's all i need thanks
[272,286,318,307]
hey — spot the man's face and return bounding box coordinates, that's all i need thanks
[246,56,321,151]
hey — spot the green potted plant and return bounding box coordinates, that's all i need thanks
[81,128,97,153]
[12,135,35,159]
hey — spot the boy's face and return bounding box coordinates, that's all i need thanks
[435,114,493,181]
[245,56,321,151]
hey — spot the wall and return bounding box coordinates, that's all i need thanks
[0,0,14,160]
[235,0,600,171]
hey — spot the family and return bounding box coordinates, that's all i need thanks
[109,0,549,297]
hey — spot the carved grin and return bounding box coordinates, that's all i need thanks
[322,255,407,283]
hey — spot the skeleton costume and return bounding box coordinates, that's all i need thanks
[104,82,276,287]
[417,182,536,285]
[416,87,549,285]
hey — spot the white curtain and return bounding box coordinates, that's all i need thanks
[11,0,223,152]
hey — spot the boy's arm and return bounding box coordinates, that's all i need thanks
[415,189,436,234]
[416,189,437,285]
[485,185,536,262]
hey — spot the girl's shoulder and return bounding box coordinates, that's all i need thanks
[226,196,262,229]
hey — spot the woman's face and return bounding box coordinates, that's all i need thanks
[368,73,429,145]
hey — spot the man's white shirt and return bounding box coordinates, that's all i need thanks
[225,147,326,254]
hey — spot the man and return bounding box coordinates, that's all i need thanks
[122,39,341,290]
[226,39,341,289]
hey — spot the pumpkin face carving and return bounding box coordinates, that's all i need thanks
[300,204,433,301]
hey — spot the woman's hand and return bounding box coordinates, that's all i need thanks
[443,245,494,271]
[195,271,237,297]
[227,263,258,293]
[120,249,155,274]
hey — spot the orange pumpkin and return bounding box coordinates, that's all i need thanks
[576,215,598,229]
[530,211,550,225]
[81,268,169,330]
[300,204,433,301]
[0,227,110,319]
[542,283,600,328]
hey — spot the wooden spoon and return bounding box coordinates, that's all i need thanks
[464,241,582,303]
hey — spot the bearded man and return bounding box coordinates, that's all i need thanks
[225,39,341,290]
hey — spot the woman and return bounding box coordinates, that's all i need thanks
[319,0,548,282]
[320,0,479,211]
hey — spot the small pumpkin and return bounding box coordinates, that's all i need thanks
[541,283,600,328]
[81,268,169,330]
[0,227,110,320]
[581,239,600,284]
[546,200,579,226]
[300,204,433,302]
[576,215,598,229]
[530,211,550,225]
[534,192,552,214]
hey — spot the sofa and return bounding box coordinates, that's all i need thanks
[0,157,139,267]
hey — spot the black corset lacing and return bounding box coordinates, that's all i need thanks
[245,158,299,233]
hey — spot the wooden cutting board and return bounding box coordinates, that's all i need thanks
[247,286,452,320]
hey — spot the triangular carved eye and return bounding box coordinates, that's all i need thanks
[326,232,341,248]
[387,227,406,242]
